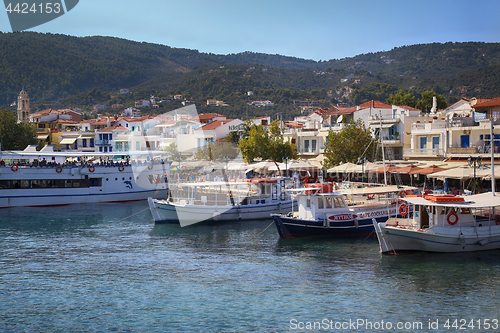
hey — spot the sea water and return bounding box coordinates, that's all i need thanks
[1,201,500,332]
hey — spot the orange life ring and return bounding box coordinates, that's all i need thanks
[89,165,95,173]
[56,166,62,173]
[399,190,406,198]
[118,165,124,172]
[11,164,19,172]
[447,211,459,225]
[367,194,375,200]
[399,203,408,216]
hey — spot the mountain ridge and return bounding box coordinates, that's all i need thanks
[1,32,499,107]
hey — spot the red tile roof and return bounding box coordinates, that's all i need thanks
[283,121,304,128]
[98,125,128,132]
[192,113,226,123]
[394,105,421,111]
[473,97,500,108]
[358,100,392,109]
[197,119,234,131]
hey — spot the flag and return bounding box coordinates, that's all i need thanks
[10,101,16,107]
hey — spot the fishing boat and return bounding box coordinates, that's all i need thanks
[148,177,293,226]
[0,151,169,208]
[272,183,417,238]
[372,192,500,253]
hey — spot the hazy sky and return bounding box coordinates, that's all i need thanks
[1,0,499,61]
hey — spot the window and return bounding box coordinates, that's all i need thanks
[317,197,324,209]
[325,197,332,209]
[312,140,317,152]
[304,140,310,152]
[333,197,344,208]
[136,142,140,150]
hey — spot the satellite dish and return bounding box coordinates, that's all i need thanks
[337,115,344,124]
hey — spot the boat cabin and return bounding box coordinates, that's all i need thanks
[295,193,349,220]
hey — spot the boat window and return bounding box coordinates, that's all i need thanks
[325,197,332,209]
[317,197,324,209]
[461,208,471,214]
[333,197,345,208]
[306,199,311,208]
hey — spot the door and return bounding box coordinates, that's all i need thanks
[461,135,470,148]
[432,136,440,154]
[419,137,427,151]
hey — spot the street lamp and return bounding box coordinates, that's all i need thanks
[468,155,482,194]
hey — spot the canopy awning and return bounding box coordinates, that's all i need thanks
[36,134,49,140]
[60,138,78,145]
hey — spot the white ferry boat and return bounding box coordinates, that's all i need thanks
[0,151,169,208]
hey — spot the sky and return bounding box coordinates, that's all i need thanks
[1,0,500,61]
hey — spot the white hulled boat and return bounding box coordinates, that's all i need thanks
[373,193,500,253]
[0,151,169,208]
[148,178,293,226]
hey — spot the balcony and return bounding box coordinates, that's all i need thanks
[412,121,447,131]
[95,140,111,146]
[404,148,445,157]
[382,136,401,145]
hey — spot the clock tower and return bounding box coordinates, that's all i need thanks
[17,88,30,123]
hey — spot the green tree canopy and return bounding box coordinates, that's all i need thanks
[416,90,447,113]
[164,143,185,164]
[0,108,37,150]
[239,120,297,163]
[323,119,378,168]
[386,89,416,107]
[194,141,239,161]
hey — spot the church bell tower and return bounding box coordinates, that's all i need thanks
[17,88,30,123]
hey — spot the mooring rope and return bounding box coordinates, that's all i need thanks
[254,220,275,238]
[116,207,150,222]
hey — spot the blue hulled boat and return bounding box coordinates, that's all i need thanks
[272,183,416,238]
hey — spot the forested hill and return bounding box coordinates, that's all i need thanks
[1,31,500,105]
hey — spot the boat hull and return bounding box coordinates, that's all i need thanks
[376,223,500,253]
[0,164,169,208]
[273,214,389,238]
[148,198,294,226]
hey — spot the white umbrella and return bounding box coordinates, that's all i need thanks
[287,160,320,171]
[247,160,278,173]
[427,166,477,180]
[227,162,249,171]
[327,162,358,173]
[268,162,287,171]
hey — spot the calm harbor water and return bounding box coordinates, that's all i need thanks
[1,202,500,332]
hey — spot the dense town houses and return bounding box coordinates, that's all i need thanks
[12,89,500,164]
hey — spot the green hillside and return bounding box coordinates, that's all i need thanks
[1,32,500,113]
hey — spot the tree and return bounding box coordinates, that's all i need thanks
[239,120,297,163]
[0,108,37,150]
[386,89,416,107]
[416,90,447,113]
[194,141,239,161]
[323,119,378,168]
[164,143,184,164]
